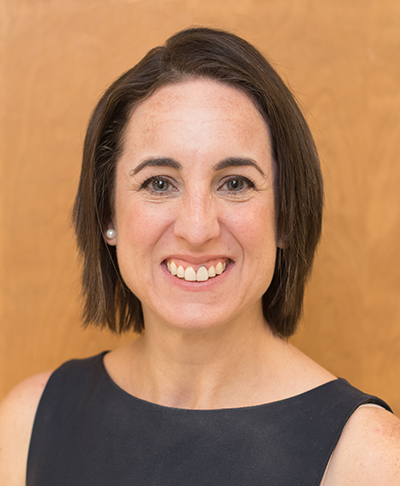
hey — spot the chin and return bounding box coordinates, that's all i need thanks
[145,303,237,334]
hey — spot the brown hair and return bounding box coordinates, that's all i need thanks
[73,27,323,338]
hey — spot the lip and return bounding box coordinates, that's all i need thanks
[163,254,232,265]
[161,258,233,290]
[164,256,231,273]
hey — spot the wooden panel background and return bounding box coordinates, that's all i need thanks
[1,0,399,415]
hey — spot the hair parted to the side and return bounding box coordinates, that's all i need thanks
[73,26,323,338]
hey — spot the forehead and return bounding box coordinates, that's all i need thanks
[123,78,271,152]
[136,78,257,117]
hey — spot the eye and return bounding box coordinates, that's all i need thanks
[140,176,177,195]
[226,179,244,191]
[151,178,170,191]
[219,176,255,193]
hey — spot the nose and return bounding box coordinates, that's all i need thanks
[173,190,221,247]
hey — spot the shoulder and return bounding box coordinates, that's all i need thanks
[0,372,52,486]
[324,404,400,485]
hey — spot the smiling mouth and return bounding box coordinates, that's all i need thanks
[165,260,228,282]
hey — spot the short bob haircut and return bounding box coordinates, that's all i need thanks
[73,27,323,338]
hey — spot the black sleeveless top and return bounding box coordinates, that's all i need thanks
[27,352,391,486]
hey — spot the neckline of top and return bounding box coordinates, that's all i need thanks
[98,351,342,413]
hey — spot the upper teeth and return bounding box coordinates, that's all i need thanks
[166,260,227,282]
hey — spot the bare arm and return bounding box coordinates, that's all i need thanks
[324,405,400,485]
[0,372,51,486]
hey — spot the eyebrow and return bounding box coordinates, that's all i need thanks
[130,156,265,177]
[213,157,265,177]
[130,158,182,176]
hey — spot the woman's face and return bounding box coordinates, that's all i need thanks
[109,78,278,333]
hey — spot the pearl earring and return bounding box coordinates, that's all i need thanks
[106,228,116,240]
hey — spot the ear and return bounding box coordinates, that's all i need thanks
[104,223,117,246]
[276,232,288,250]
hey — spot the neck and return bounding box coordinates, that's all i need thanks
[122,309,287,409]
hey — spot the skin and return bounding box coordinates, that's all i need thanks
[1,79,399,485]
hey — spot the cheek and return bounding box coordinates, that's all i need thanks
[225,201,277,249]
[114,204,170,293]
[226,201,277,290]
[115,199,173,252]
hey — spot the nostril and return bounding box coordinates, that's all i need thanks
[173,201,220,246]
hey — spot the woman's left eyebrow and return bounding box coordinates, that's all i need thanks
[213,157,265,176]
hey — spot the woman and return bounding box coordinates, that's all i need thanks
[1,27,399,485]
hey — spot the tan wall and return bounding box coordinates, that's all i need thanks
[1,0,399,415]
